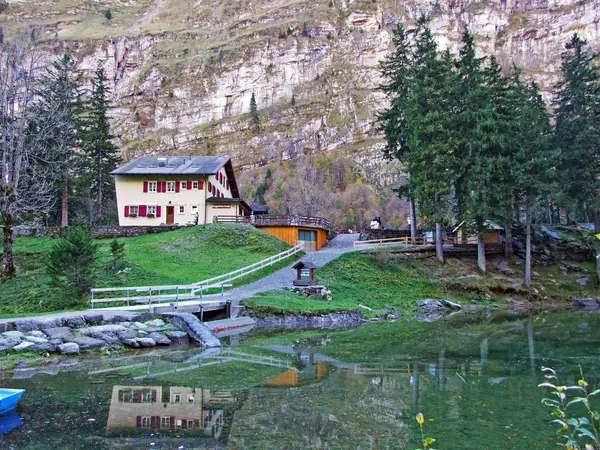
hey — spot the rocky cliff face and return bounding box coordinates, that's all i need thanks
[3,0,600,203]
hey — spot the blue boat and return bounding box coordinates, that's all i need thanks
[0,389,25,415]
[0,410,22,435]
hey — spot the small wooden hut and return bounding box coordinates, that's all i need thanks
[292,261,318,286]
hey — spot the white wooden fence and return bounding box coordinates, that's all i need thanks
[90,242,304,309]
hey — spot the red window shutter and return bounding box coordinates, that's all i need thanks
[175,181,180,193]
[143,181,148,193]
[124,206,130,217]
[151,416,159,429]
[136,416,142,428]
[133,390,142,403]
[139,205,147,217]
[156,206,162,218]
[182,420,188,430]
[170,416,175,428]
[151,390,157,402]
[199,181,204,190]
[187,179,192,188]
[161,181,167,193]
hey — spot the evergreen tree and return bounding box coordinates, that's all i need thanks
[455,28,504,273]
[109,239,125,270]
[104,9,112,21]
[377,24,421,246]
[35,54,82,227]
[250,92,260,131]
[553,33,600,232]
[46,223,97,296]
[510,77,554,287]
[378,20,458,262]
[78,69,120,225]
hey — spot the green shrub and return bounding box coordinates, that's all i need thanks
[46,225,98,297]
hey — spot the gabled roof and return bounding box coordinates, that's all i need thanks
[111,155,241,198]
[292,261,318,270]
[111,156,229,175]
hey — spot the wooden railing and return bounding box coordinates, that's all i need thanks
[90,242,304,309]
[214,215,331,230]
[354,235,431,249]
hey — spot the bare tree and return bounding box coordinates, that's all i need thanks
[0,36,59,277]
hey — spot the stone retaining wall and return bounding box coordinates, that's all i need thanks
[254,312,363,330]
[8,224,186,239]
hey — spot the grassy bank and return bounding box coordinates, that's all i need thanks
[244,250,599,318]
[0,224,294,314]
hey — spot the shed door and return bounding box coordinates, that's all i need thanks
[298,229,317,252]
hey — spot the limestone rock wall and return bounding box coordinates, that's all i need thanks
[4,0,600,189]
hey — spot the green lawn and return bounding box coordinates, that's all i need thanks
[244,249,600,318]
[0,224,294,314]
[245,252,446,318]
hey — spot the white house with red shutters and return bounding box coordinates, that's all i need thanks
[111,156,250,226]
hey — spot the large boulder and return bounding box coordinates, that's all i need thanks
[58,343,80,355]
[146,332,171,346]
[165,331,189,345]
[117,329,138,341]
[79,324,127,335]
[137,338,156,348]
[43,327,74,341]
[144,319,166,328]
[0,339,10,352]
[88,332,121,346]
[13,341,35,351]
[122,338,140,348]
[572,298,599,310]
[24,336,49,344]
[64,315,86,328]
[3,331,24,343]
[83,314,103,325]
[70,336,106,349]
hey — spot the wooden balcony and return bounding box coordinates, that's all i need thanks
[213,215,331,231]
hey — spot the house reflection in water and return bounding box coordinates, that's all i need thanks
[106,385,236,440]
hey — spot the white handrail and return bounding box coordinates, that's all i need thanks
[90,242,304,307]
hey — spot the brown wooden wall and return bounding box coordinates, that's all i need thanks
[257,226,328,251]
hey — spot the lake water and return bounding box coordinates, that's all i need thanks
[1,309,599,449]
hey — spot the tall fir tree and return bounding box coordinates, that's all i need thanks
[553,33,600,232]
[78,69,120,225]
[377,24,418,242]
[509,77,554,287]
[35,53,82,227]
[250,92,260,131]
[455,28,505,273]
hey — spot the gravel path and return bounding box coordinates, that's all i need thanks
[227,233,359,302]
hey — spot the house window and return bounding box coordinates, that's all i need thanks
[192,181,199,190]
[176,419,183,428]
[141,416,151,428]
[191,205,199,215]
[181,181,187,189]
[188,420,195,428]
[119,390,133,402]
[173,393,181,403]
[161,416,171,428]
[142,390,153,402]
[167,181,176,192]
[148,181,157,192]
[188,394,195,403]
[129,205,139,217]
[147,205,156,217]
[178,205,185,214]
